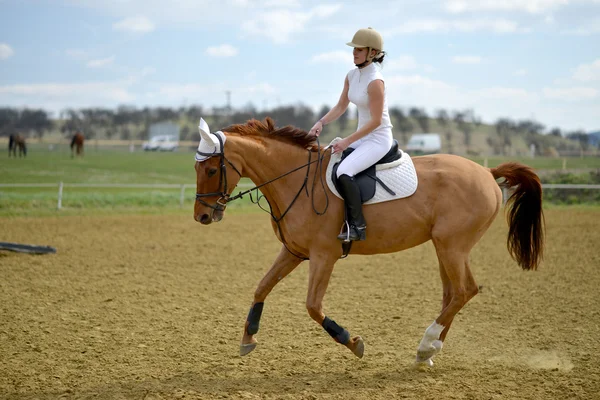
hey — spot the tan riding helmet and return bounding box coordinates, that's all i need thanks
[346,27,383,61]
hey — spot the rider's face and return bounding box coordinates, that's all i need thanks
[353,47,368,64]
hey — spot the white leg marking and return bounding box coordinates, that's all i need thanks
[416,321,445,362]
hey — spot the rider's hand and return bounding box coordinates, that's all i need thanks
[332,138,350,154]
[309,120,324,137]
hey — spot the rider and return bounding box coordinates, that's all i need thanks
[308,27,393,241]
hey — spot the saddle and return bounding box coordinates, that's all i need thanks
[331,140,402,203]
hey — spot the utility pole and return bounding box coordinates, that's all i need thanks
[225,90,232,125]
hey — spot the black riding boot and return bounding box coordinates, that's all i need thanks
[336,174,367,241]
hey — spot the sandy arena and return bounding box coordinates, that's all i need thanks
[1,208,599,399]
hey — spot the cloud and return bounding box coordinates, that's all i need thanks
[543,87,598,101]
[561,17,600,35]
[87,55,116,68]
[113,16,155,34]
[205,44,239,58]
[386,55,420,71]
[309,51,352,64]
[444,0,569,14]
[387,74,455,90]
[452,55,483,64]
[0,82,136,113]
[156,82,277,100]
[241,4,342,43]
[65,49,89,62]
[0,43,14,60]
[514,68,528,76]
[572,59,600,82]
[385,18,520,35]
[475,87,533,100]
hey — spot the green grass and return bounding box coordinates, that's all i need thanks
[1,145,599,216]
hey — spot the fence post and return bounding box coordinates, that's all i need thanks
[179,184,185,208]
[483,158,488,168]
[502,187,508,205]
[57,182,63,210]
[562,158,567,171]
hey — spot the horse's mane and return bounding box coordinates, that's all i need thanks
[222,117,319,151]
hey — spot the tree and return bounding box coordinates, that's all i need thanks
[566,130,589,151]
[390,107,413,145]
[0,108,20,136]
[435,109,449,128]
[16,109,52,138]
[339,107,350,133]
[409,108,429,132]
[495,118,515,155]
[180,125,191,141]
[549,127,562,137]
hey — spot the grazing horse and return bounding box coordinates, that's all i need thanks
[8,134,27,157]
[193,117,545,366]
[70,132,84,158]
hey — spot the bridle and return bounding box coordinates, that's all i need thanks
[195,134,330,260]
[194,134,242,211]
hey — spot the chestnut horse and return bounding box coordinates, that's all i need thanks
[8,134,27,157]
[71,132,84,158]
[193,118,544,366]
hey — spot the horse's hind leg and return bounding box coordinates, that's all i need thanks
[416,241,479,366]
[240,246,302,356]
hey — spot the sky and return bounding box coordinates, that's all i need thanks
[0,0,599,133]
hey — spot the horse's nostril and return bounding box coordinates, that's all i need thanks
[200,214,211,224]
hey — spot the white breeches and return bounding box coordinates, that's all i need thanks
[336,133,393,178]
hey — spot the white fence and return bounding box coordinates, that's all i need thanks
[1,182,599,210]
[0,182,255,209]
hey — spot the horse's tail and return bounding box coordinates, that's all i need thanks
[70,135,76,149]
[491,162,545,270]
[9,134,14,150]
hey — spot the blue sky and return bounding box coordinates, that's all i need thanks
[0,0,599,132]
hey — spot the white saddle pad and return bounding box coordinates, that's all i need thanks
[325,138,418,205]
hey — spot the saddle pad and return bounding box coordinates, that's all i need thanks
[325,138,418,205]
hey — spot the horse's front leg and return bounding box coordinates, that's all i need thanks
[240,246,302,356]
[306,254,364,358]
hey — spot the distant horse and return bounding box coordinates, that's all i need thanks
[193,117,545,366]
[8,134,27,157]
[70,132,84,158]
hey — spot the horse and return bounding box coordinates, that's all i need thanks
[70,132,84,158]
[8,134,27,157]
[193,117,545,366]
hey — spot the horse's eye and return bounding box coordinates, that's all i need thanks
[208,168,218,177]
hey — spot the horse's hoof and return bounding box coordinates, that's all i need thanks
[240,342,257,356]
[416,340,442,362]
[413,358,434,370]
[350,336,364,358]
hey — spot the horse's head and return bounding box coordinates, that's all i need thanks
[194,118,242,224]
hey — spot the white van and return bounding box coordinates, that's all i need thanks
[406,133,441,154]
[142,135,178,152]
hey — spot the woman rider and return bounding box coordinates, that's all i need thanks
[308,27,393,242]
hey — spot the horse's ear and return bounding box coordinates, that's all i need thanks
[265,117,275,132]
[198,118,217,146]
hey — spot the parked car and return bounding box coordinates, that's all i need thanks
[406,133,441,154]
[142,135,178,152]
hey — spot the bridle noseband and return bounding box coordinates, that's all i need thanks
[194,134,242,211]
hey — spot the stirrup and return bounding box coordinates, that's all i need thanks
[337,222,366,242]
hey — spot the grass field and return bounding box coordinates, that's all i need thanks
[1,145,599,216]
